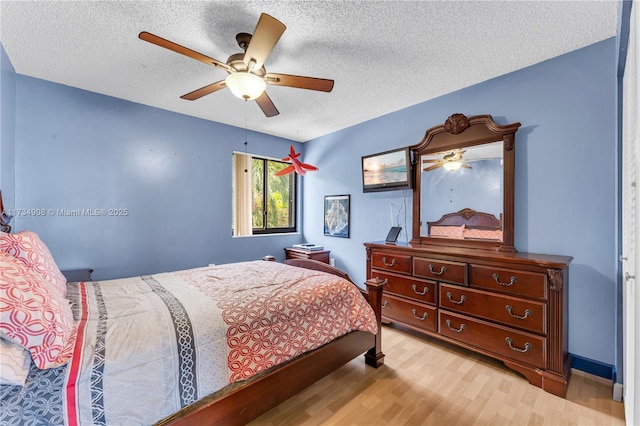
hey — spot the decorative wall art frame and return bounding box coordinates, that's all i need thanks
[324,195,350,238]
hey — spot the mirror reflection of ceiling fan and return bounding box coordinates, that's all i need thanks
[422,150,472,172]
[139,13,334,117]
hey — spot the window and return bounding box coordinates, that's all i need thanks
[232,152,296,236]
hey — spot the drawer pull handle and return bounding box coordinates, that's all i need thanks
[381,301,389,308]
[446,292,467,305]
[428,264,447,276]
[382,257,397,267]
[412,284,429,295]
[505,337,532,353]
[412,309,428,320]
[445,319,466,333]
[375,277,389,285]
[492,273,517,286]
[505,305,533,320]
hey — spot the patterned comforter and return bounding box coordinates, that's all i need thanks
[0,261,377,425]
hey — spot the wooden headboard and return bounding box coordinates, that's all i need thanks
[0,190,11,233]
[427,208,501,231]
[427,208,503,240]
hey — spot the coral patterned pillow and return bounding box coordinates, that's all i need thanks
[463,228,503,240]
[430,225,465,239]
[0,252,76,369]
[0,231,67,297]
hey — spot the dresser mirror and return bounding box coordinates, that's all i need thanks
[410,114,521,251]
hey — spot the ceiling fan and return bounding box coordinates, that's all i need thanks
[422,150,472,172]
[139,13,334,117]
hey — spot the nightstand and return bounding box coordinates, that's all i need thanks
[284,248,330,264]
[62,268,94,282]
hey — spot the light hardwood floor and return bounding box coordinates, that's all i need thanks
[249,326,626,425]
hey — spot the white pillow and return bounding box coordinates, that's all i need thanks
[0,332,32,386]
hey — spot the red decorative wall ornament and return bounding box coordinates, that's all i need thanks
[275,145,319,176]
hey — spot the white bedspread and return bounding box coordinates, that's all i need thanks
[0,261,377,426]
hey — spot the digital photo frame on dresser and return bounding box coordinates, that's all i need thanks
[385,226,402,243]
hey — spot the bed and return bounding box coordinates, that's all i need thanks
[427,207,503,241]
[0,209,385,425]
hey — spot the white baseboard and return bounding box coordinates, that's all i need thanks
[613,382,623,402]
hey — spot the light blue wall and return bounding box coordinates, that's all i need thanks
[303,38,618,365]
[12,74,303,280]
[1,44,16,209]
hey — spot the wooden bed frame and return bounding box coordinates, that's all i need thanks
[427,207,501,234]
[154,258,386,426]
[0,190,385,425]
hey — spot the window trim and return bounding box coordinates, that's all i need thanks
[232,151,297,236]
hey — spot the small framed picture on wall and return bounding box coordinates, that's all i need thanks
[324,195,350,238]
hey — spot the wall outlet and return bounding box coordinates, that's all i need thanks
[330,258,336,267]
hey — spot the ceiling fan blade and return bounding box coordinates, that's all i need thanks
[255,92,280,117]
[180,80,227,101]
[266,73,334,92]
[139,31,232,73]
[243,14,286,70]
[423,164,443,172]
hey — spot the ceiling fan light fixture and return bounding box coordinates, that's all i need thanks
[443,161,463,171]
[225,72,266,100]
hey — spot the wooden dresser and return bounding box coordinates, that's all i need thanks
[365,241,572,397]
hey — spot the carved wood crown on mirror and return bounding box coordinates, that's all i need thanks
[410,113,521,252]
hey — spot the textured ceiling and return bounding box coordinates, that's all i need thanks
[0,1,618,141]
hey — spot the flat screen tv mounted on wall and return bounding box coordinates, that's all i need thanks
[362,147,413,192]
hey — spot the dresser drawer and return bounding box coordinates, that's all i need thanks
[382,294,437,332]
[371,252,412,274]
[439,311,546,368]
[413,257,467,285]
[372,270,436,305]
[469,265,547,300]
[439,284,546,335]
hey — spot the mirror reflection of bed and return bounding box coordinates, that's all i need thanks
[427,208,503,241]
[420,141,504,240]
